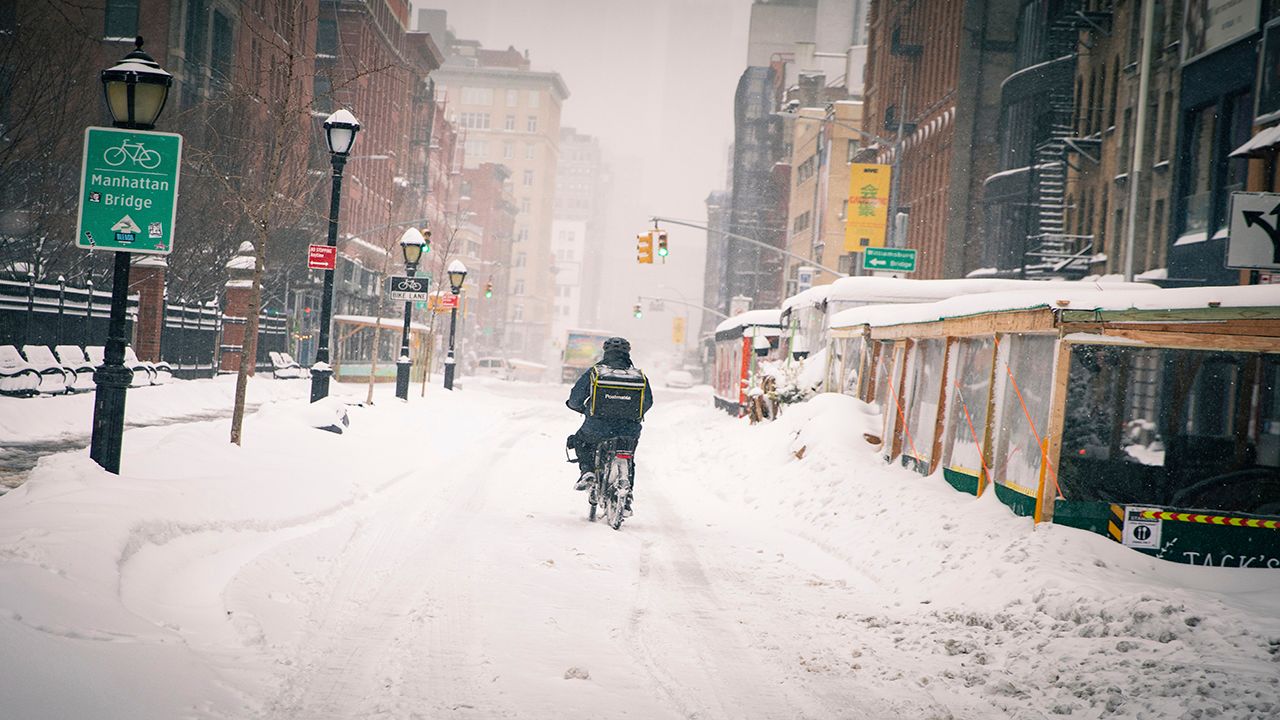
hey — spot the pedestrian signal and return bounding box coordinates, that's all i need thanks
[636,233,654,264]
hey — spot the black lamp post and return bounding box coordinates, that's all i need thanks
[395,227,426,400]
[442,260,467,390]
[89,37,172,474]
[310,108,361,403]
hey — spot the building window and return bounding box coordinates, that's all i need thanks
[1181,104,1216,236]
[528,90,540,108]
[104,0,139,39]
[503,141,514,159]
[520,198,531,213]
[465,139,487,158]
[461,87,494,105]
[525,144,535,160]
[515,252,526,267]
[797,155,817,183]
[505,114,515,131]
[316,17,338,57]
[514,304,524,321]
[847,139,860,163]
[459,112,490,129]
[517,227,528,242]
[792,211,811,233]
[514,280,525,295]
[506,89,519,107]
[209,10,234,94]
[523,169,534,186]
[526,115,538,132]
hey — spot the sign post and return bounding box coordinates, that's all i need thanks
[862,246,917,273]
[1228,192,1280,270]
[77,127,182,254]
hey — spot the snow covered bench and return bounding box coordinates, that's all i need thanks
[86,345,152,388]
[269,351,307,379]
[54,345,99,392]
[20,345,72,395]
[0,345,40,396]
[125,346,171,385]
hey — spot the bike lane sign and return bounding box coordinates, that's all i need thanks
[76,126,182,255]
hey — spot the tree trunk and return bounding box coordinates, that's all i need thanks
[230,239,267,445]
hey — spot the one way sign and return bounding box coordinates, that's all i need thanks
[1228,192,1280,270]
[388,275,430,301]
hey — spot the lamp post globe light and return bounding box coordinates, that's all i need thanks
[395,227,426,400]
[89,38,173,474]
[442,259,468,391]
[310,108,361,403]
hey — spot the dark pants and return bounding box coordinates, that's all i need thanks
[572,422,640,492]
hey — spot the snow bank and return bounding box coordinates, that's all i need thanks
[655,394,1280,719]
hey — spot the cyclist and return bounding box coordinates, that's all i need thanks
[566,337,653,516]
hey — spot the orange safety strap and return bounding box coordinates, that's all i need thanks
[953,377,992,479]
[884,353,921,460]
[993,336,1062,498]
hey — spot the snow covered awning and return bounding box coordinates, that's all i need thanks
[715,309,782,338]
[1230,124,1280,158]
[830,285,1277,330]
[780,284,832,315]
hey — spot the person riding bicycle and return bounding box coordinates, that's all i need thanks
[566,337,653,514]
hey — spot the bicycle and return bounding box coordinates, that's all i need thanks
[566,435,636,530]
[104,139,162,169]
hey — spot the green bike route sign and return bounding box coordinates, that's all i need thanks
[862,246,917,273]
[76,126,182,255]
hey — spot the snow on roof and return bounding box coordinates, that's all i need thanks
[332,314,431,332]
[826,276,1154,305]
[780,284,833,313]
[715,308,782,334]
[830,285,1280,330]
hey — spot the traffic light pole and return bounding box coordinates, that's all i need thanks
[635,295,730,319]
[649,216,846,276]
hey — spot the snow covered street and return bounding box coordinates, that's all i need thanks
[2,379,1279,719]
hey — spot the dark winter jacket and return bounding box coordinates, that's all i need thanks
[566,350,653,437]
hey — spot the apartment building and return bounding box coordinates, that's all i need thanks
[430,43,569,362]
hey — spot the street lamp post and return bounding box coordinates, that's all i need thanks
[442,260,467,391]
[89,38,172,474]
[395,227,426,400]
[310,109,361,403]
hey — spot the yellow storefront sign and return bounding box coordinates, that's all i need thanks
[845,163,891,252]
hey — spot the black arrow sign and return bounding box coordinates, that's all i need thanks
[1242,202,1280,263]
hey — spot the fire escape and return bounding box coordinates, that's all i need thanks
[1025,2,1113,278]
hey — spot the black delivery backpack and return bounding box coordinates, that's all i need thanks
[588,364,648,421]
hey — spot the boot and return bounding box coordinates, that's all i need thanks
[575,471,594,491]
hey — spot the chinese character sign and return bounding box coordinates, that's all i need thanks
[844,163,891,253]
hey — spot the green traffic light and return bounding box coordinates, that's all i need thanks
[657,247,669,257]
[485,290,493,298]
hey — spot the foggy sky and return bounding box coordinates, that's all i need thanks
[413,0,751,361]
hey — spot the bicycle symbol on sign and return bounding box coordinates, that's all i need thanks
[103,139,162,170]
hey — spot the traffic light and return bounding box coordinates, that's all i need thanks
[422,228,432,255]
[484,280,493,298]
[656,231,669,258]
[633,302,643,319]
[636,232,654,264]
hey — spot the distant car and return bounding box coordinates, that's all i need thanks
[475,357,513,380]
[663,369,694,389]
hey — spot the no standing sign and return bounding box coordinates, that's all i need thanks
[76,126,182,255]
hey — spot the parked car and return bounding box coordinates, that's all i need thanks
[663,369,694,389]
[475,357,513,380]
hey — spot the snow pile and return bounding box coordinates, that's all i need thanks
[654,394,1280,719]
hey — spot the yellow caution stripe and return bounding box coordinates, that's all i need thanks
[1139,510,1280,530]
[1108,504,1123,542]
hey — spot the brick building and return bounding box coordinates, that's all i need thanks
[863,0,1017,278]
[460,163,517,352]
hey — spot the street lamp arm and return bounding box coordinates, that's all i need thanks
[650,216,846,277]
[636,295,730,319]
